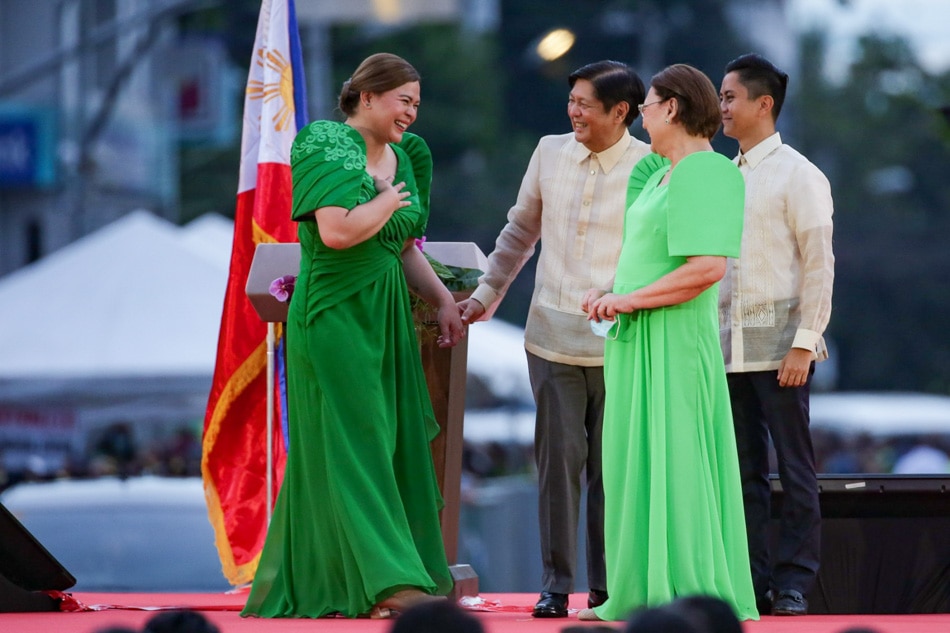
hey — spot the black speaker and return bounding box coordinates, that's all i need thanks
[0,502,75,612]
[770,474,950,614]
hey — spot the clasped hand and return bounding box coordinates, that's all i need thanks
[583,288,629,322]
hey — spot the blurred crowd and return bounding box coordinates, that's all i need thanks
[2,421,948,495]
[460,429,950,485]
[0,422,203,492]
[811,429,950,474]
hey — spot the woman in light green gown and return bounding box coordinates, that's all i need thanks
[582,64,758,622]
[241,53,463,620]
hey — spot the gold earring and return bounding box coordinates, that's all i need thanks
[665,118,670,124]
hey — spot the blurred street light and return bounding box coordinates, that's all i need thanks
[534,27,575,62]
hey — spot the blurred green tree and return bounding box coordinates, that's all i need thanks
[794,30,950,392]
[172,3,950,396]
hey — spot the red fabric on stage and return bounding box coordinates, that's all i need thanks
[6,592,947,633]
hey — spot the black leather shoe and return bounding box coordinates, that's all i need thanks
[587,589,608,609]
[772,589,808,616]
[532,591,568,618]
[755,590,773,616]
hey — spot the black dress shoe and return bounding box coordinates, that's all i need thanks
[587,589,608,609]
[532,591,568,618]
[772,589,808,616]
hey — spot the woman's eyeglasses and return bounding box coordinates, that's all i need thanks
[637,99,666,114]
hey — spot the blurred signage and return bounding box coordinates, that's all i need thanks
[168,37,237,145]
[295,0,459,23]
[0,106,57,189]
[0,408,76,475]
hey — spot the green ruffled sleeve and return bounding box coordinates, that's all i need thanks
[289,121,367,221]
[626,152,670,209]
[667,151,745,258]
[394,132,433,237]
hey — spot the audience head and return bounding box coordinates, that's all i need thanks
[672,595,743,633]
[388,599,484,633]
[142,609,220,633]
[623,604,704,633]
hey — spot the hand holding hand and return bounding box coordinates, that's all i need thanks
[436,303,466,348]
[457,298,486,325]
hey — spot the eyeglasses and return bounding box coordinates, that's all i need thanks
[637,99,666,114]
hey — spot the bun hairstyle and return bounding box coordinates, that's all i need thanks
[339,52,421,116]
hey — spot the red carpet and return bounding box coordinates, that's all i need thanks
[1,592,947,633]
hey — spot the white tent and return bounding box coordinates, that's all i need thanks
[0,209,229,381]
[0,210,535,471]
[0,210,232,472]
[810,392,950,436]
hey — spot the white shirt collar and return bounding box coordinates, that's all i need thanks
[738,132,782,169]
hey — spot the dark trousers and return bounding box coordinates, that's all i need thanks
[728,368,821,598]
[527,351,606,595]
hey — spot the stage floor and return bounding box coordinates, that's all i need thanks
[2,592,948,633]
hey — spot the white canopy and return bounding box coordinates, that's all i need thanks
[0,211,534,470]
[810,391,950,436]
[0,209,231,381]
[0,210,237,471]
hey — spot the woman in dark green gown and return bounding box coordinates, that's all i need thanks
[241,53,464,620]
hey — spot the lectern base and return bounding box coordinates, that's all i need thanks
[449,564,479,601]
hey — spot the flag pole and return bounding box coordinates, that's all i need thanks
[266,321,275,524]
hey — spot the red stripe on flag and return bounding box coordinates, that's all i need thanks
[202,183,290,584]
[253,164,297,243]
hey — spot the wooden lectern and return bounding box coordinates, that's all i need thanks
[411,242,487,600]
[246,241,483,599]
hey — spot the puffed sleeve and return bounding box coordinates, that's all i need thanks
[289,121,367,221]
[626,152,670,209]
[394,132,433,237]
[667,151,745,258]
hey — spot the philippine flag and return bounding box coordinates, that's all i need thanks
[201,0,307,586]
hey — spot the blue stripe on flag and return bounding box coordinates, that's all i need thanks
[287,0,309,132]
[277,330,291,452]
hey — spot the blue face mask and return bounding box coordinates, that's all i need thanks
[590,318,619,339]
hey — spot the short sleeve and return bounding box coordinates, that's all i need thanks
[626,153,670,209]
[667,151,745,258]
[394,132,433,237]
[289,121,367,221]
